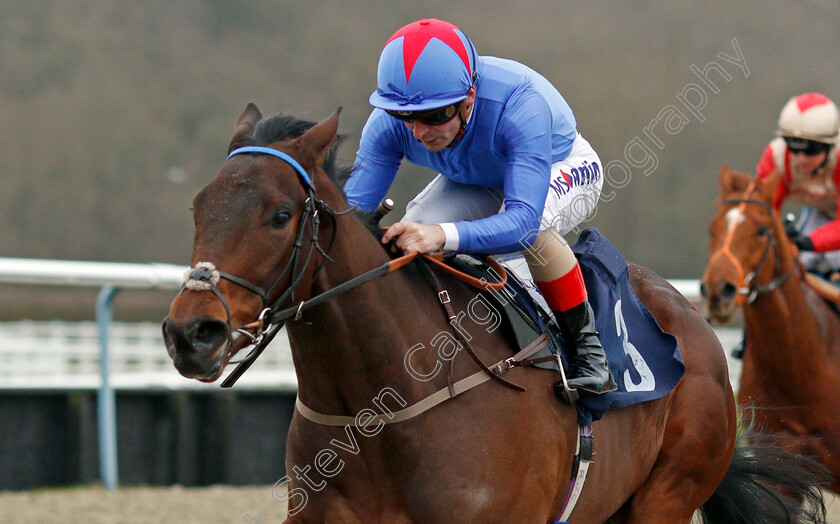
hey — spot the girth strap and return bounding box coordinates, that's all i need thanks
[555,424,594,524]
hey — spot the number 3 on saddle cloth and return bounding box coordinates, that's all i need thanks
[463,228,685,426]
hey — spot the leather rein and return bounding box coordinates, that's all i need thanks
[712,191,797,305]
[178,145,511,389]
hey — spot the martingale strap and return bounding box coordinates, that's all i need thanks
[421,259,524,394]
[423,252,508,292]
[294,259,557,426]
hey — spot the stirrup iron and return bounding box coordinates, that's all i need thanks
[554,352,579,405]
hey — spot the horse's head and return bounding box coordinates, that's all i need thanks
[162,103,346,382]
[700,165,791,323]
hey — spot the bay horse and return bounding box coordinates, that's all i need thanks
[163,106,827,523]
[701,164,840,494]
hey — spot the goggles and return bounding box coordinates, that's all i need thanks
[386,101,462,126]
[783,136,832,157]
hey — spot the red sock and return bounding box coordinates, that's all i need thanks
[534,264,587,312]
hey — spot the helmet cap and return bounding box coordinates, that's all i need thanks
[776,93,840,144]
[369,19,477,112]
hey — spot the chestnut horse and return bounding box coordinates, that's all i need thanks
[701,165,840,493]
[163,107,827,522]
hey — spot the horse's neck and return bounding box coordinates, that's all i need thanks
[744,262,827,370]
[285,216,444,412]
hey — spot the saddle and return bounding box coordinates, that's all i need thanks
[431,229,686,426]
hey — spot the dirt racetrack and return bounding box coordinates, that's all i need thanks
[0,485,285,524]
[0,484,837,523]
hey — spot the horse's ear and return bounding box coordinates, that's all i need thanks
[758,171,781,203]
[228,103,263,153]
[295,107,342,166]
[718,165,733,195]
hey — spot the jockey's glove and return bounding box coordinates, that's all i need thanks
[793,234,815,252]
[783,219,799,239]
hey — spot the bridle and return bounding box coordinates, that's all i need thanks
[709,187,797,305]
[180,145,347,387]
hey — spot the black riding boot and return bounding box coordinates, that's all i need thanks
[730,330,745,360]
[554,300,617,397]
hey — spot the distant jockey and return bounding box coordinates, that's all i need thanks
[756,93,840,273]
[731,92,840,360]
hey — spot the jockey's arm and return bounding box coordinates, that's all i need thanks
[807,199,840,253]
[348,96,559,256]
[345,111,404,211]
[441,93,555,254]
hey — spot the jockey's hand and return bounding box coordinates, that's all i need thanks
[382,221,446,254]
[793,234,815,252]
[783,219,799,240]
[784,223,815,251]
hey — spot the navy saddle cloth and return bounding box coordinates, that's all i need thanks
[486,229,685,425]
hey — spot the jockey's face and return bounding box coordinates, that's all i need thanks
[403,88,476,152]
[791,149,828,173]
[784,136,832,173]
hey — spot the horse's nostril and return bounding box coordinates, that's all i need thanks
[163,317,188,351]
[721,282,737,300]
[191,319,229,353]
[700,282,709,299]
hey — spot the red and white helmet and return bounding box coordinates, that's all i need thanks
[776,93,840,144]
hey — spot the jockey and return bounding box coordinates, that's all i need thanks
[756,92,840,273]
[345,18,617,397]
[732,93,840,360]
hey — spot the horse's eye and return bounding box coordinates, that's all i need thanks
[757,225,768,236]
[270,210,292,228]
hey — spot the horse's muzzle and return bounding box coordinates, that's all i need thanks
[700,280,739,324]
[162,316,231,381]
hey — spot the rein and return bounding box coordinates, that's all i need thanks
[709,189,797,305]
[179,145,509,388]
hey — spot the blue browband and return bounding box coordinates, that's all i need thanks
[227,146,314,189]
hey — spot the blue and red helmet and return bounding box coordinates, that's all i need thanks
[369,19,477,112]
